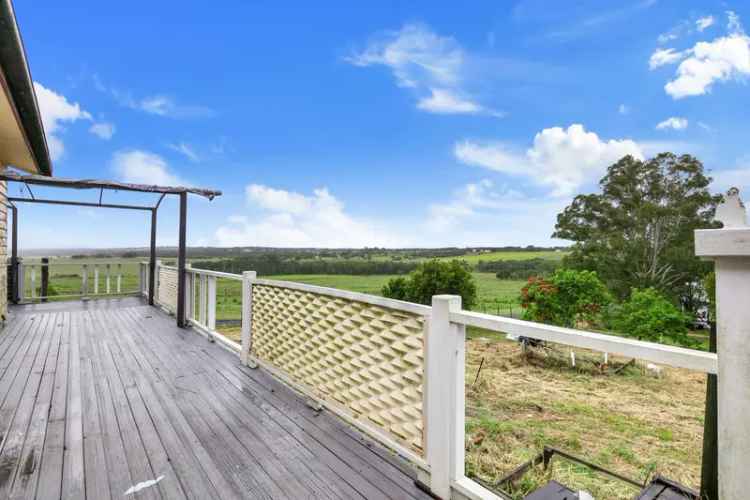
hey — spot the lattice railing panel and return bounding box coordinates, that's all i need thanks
[157,266,178,313]
[251,283,426,454]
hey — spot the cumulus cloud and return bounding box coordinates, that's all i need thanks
[346,23,503,117]
[111,150,187,186]
[656,117,688,130]
[660,12,750,99]
[215,185,398,247]
[33,82,92,160]
[455,124,643,197]
[89,122,115,140]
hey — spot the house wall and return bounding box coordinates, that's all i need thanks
[0,179,7,320]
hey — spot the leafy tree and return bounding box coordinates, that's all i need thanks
[381,260,477,308]
[520,269,611,328]
[553,153,721,308]
[608,288,690,344]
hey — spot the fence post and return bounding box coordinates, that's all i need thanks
[117,263,122,293]
[207,276,216,331]
[105,263,111,294]
[94,264,99,295]
[30,266,36,299]
[695,188,750,500]
[424,295,464,499]
[240,271,257,366]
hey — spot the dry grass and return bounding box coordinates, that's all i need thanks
[465,336,707,499]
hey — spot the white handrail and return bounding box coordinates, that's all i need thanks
[252,277,432,316]
[450,309,717,374]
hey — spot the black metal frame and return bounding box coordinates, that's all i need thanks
[3,175,220,328]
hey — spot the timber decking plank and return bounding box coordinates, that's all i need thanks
[35,311,71,500]
[78,309,112,500]
[1,298,434,500]
[85,313,136,500]
[8,312,63,500]
[61,312,86,500]
[117,306,403,500]
[89,321,162,500]
[112,307,360,500]
[88,310,187,500]
[104,309,286,499]
[0,313,55,498]
[108,308,324,499]
[143,307,428,500]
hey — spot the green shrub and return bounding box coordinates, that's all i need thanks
[520,269,611,328]
[381,259,477,308]
[608,288,690,343]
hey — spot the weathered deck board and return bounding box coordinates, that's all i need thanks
[0,298,429,499]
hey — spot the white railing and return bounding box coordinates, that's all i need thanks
[17,259,135,301]
[160,267,719,500]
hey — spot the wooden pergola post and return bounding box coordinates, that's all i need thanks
[10,204,19,304]
[176,192,187,327]
[148,208,157,306]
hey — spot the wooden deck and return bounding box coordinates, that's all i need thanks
[0,298,432,499]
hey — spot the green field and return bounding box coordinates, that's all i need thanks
[439,250,566,264]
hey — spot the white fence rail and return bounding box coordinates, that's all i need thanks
[17,259,134,302]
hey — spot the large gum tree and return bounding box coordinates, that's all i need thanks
[552,153,722,310]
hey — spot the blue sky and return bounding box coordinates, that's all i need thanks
[12,0,750,250]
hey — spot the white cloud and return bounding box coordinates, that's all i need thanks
[455,124,643,197]
[111,150,187,186]
[33,82,92,160]
[656,117,688,130]
[93,76,213,119]
[649,48,689,69]
[168,142,199,162]
[663,12,750,98]
[696,16,715,32]
[346,23,502,117]
[618,104,630,115]
[417,88,482,115]
[215,185,398,247]
[89,122,115,140]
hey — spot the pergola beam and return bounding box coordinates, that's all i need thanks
[0,170,222,199]
[8,196,154,211]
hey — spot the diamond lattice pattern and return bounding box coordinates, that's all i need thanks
[251,284,426,454]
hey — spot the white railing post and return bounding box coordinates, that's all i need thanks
[30,266,36,299]
[94,264,99,295]
[240,271,257,366]
[695,188,750,500]
[117,263,122,293]
[425,295,464,499]
[207,276,217,331]
[198,273,207,326]
[105,263,111,294]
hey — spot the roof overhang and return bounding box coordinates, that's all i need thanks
[0,0,52,176]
